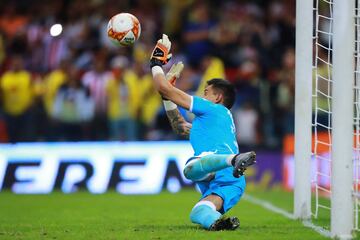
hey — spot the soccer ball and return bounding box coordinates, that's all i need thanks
[107,13,141,47]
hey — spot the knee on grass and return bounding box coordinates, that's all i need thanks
[189,201,221,229]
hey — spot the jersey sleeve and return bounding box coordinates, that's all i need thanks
[190,96,215,116]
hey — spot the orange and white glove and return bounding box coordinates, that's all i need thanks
[163,61,184,109]
[150,34,172,68]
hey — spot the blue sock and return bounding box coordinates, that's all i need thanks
[190,203,222,229]
[183,154,232,181]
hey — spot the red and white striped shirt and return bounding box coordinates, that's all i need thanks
[81,70,113,113]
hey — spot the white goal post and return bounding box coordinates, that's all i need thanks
[294,0,313,221]
[295,0,355,239]
[331,0,354,238]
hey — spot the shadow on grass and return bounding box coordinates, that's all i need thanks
[133,224,199,231]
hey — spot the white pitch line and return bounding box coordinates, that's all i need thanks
[302,220,332,238]
[243,194,295,219]
[243,194,331,238]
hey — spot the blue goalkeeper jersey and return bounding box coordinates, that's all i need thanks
[189,96,245,210]
[189,96,238,156]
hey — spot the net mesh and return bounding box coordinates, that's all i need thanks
[312,0,333,220]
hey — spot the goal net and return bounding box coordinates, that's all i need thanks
[295,0,360,237]
[310,0,360,236]
[312,0,333,220]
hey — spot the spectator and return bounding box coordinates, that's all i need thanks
[183,1,216,68]
[0,3,28,40]
[106,57,140,141]
[234,102,259,146]
[234,60,261,108]
[81,52,113,140]
[43,59,70,117]
[52,66,94,141]
[137,66,162,140]
[41,59,71,140]
[0,55,34,142]
[276,47,295,135]
[42,33,69,72]
[196,56,225,96]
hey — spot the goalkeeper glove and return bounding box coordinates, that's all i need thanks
[162,61,184,105]
[150,34,172,68]
[165,61,184,86]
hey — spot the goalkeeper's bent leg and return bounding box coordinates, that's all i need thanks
[190,201,221,230]
[183,154,234,181]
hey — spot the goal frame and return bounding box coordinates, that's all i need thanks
[294,0,354,238]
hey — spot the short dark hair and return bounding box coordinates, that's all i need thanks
[206,78,236,109]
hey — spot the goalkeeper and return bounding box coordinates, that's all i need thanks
[150,34,256,231]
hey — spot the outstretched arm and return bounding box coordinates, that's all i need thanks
[162,62,192,138]
[152,68,192,110]
[150,34,192,110]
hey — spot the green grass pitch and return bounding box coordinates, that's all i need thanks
[0,189,333,240]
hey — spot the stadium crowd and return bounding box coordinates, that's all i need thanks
[0,0,295,148]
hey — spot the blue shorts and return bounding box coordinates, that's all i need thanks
[186,157,246,214]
